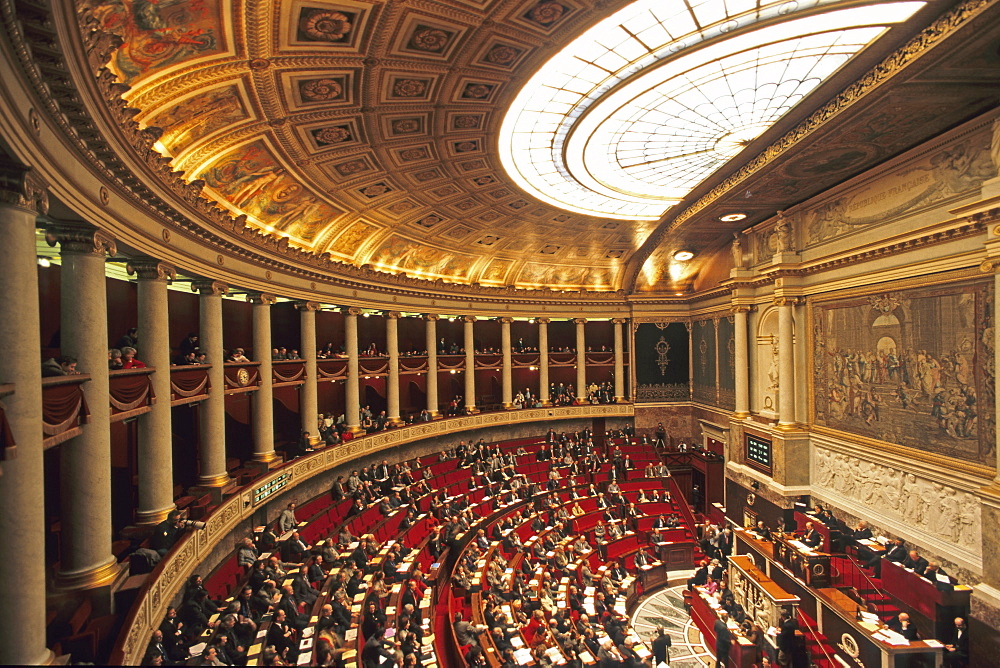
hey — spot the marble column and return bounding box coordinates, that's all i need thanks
[775,296,797,428]
[386,312,402,425]
[500,317,513,409]
[129,258,177,524]
[193,280,230,486]
[732,305,751,418]
[538,318,551,406]
[424,315,440,418]
[463,316,477,413]
[574,318,587,403]
[249,293,277,462]
[0,164,53,665]
[47,223,119,590]
[344,307,362,432]
[612,318,626,402]
[297,301,320,442]
[686,321,694,400]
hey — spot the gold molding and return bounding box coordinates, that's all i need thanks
[54,558,120,591]
[197,472,232,487]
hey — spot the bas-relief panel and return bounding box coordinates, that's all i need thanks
[802,124,994,248]
[812,281,995,466]
[90,0,229,85]
[634,322,689,403]
[199,140,345,244]
[812,446,982,561]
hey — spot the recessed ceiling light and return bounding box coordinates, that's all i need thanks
[719,213,747,222]
[673,250,695,261]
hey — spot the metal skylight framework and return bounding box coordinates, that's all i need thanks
[499,0,927,220]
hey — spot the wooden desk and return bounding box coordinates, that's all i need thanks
[637,561,668,592]
[794,511,834,553]
[881,559,972,638]
[728,555,800,630]
[688,587,759,668]
[773,534,831,588]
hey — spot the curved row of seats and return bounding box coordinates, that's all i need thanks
[165,433,694,666]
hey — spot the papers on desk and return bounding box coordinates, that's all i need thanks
[859,611,880,625]
[936,573,952,583]
[873,629,910,646]
[513,648,533,664]
[924,639,944,648]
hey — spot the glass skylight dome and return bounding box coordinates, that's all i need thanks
[499,0,927,220]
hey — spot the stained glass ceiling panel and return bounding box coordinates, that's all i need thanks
[499,0,927,220]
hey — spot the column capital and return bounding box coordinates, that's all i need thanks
[343,306,363,316]
[0,159,48,214]
[45,223,116,256]
[536,317,551,325]
[573,318,587,325]
[731,304,752,314]
[127,257,176,281]
[191,279,229,296]
[246,291,278,305]
[424,314,440,321]
[295,301,322,311]
[611,318,627,324]
[498,316,514,324]
[385,311,402,319]
[463,315,477,323]
[772,295,802,307]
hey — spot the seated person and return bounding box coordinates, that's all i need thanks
[923,561,957,591]
[801,522,822,549]
[903,549,929,575]
[753,520,772,541]
[887,612,920,641]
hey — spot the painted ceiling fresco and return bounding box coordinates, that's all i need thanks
[83,0,996,292]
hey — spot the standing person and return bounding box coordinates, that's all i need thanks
[651,626,672,667]
[714,611,732,668]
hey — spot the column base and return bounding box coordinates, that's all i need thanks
[55,557,120,591]
[502,402,514,410]
[429,410,443,420]
[134,504,175,526]
[774,421,806,433]
[465,406,480,415]
[253,451,280,464]
[732,411,751,420]
[197,472,232,487]
[388,417,404,427]
[346,425,365,435]
[540,399,552,407]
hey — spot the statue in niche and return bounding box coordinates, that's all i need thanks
[731,233,745,269]
[990,115,1000,178]
[774,211,794,254]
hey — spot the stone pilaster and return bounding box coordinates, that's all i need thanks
[192,280,230,487]
[500,317,513,409]
[248,293,277,462]
[128,258,177,524]
[538,318,551,406]
[424,315,440,418]
[296,301,321,441]
[47,223,120,590]
[386,311,402,425]
[0,161,53,664]
[574,318,587,404]
[774,296,798,429]
[612,318,626,402]
[732,305,751,418]
[343,307,362,432]
[463,316,477,413]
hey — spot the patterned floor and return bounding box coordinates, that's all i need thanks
[631,582,715,667]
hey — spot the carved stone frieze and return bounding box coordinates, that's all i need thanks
[812,445,982,562]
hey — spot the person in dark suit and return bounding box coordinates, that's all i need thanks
[943,617,968,667]
[714,611,732,668]
[651,627,672,667]
[687,559,709,591]
[801,522,822,549]
[923,562,956,591]
[887,613,921,641]
[870,538,906,576]
[903,550,929,575]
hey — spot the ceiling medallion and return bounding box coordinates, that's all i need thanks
[719,213,747,222]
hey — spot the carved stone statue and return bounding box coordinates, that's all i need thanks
[991,116,1000,177]
[731,233,745,269]
[774,211,794,254]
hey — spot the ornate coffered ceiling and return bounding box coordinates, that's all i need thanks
[76,0,999,294]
